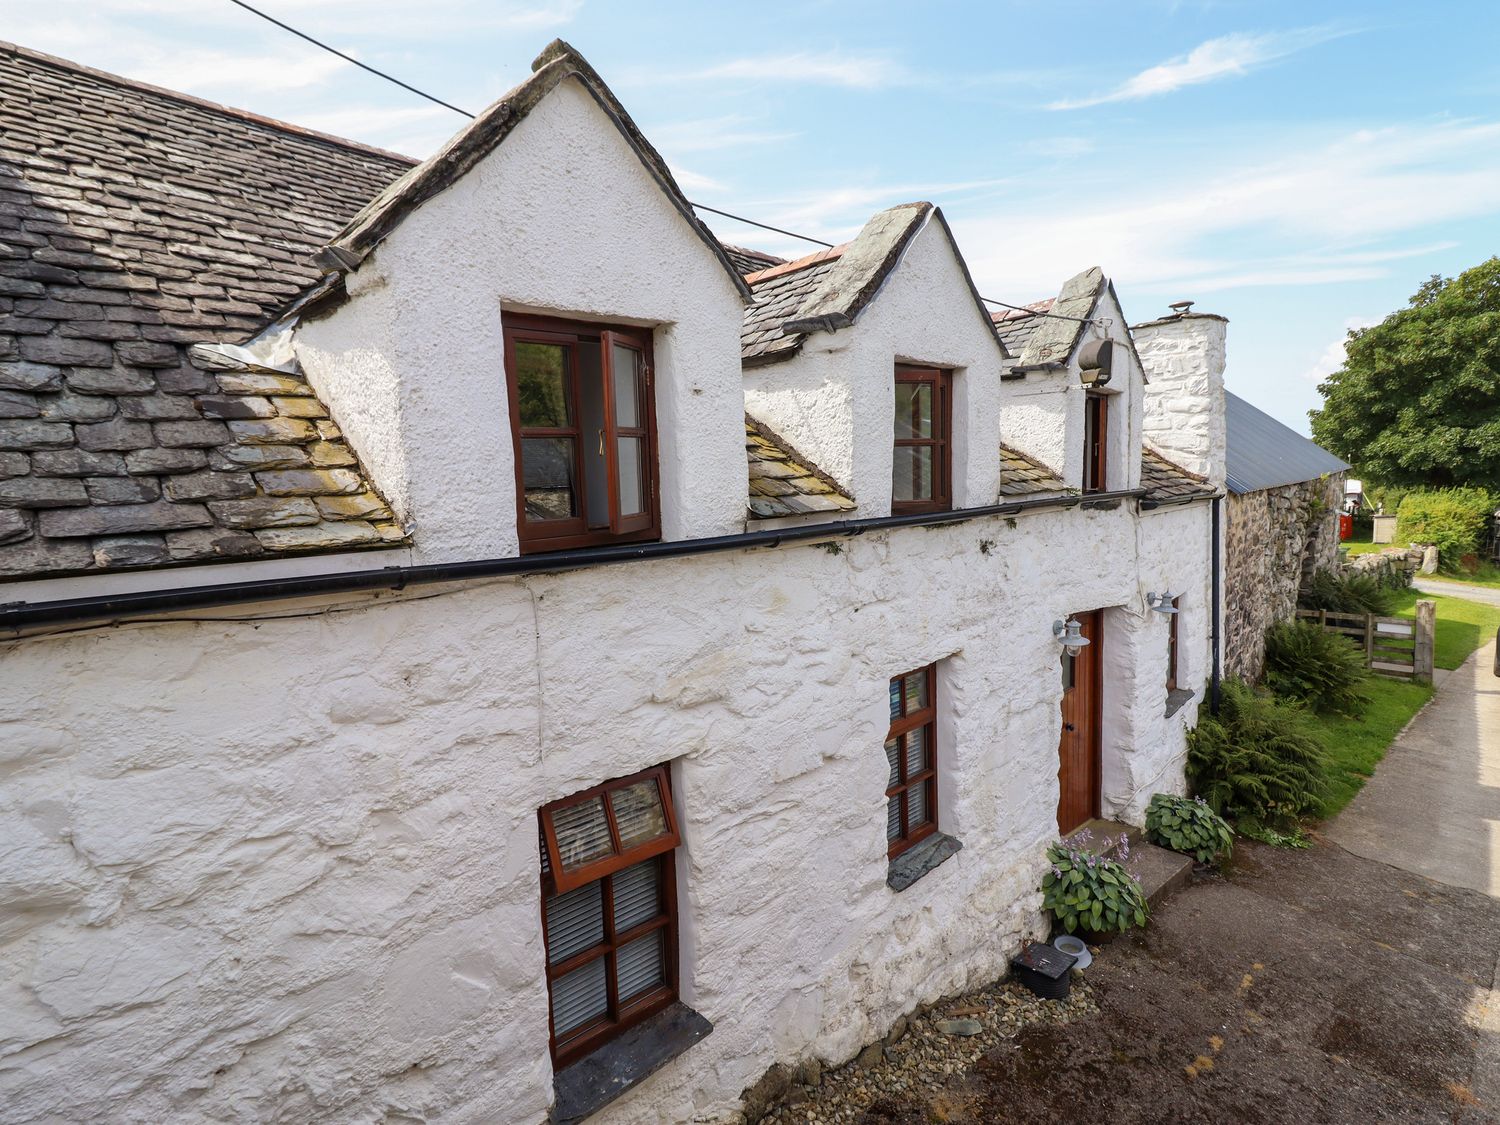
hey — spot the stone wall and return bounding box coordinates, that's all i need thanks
[1224,472,1344,682]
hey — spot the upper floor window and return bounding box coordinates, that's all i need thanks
[892,366,951,513]
[539,766,680,1067]
[885,665,938,858]
[504,314,658,552]
[1083,391,1108,493]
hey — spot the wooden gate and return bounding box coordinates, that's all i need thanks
[1295,602,1435,683]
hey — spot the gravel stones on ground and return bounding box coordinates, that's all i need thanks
[757,973,1098,1124]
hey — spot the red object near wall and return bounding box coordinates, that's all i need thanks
[1339,514,1354,541]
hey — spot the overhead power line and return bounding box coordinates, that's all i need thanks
[226,0,477,118]
[225,0,1095,326]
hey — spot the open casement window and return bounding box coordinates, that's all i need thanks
[885,665,938,859]
[892,366,952,513]
[1083,391,1109,493]
[539,766,680,1067]
[504,314,659,552]
[1166,596,1181,691]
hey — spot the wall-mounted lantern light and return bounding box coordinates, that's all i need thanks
[1146,592,1180,615]
[1053,617,1091,651]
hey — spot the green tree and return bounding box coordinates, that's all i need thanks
[1310,257,1500,487]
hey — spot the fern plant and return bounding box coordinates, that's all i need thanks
[1262,619,1371,716]
[1298,569,1397,616]
[1144,793,1233,864]
[1186,680,1330,835]
[1041,833,1148,935]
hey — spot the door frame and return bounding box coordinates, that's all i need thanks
[1056,609,1104,834]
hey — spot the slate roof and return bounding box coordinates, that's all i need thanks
[0,42,412,579]
[1141,446,1215,503]
[740,202,1007,368]
[1007,268,1104,368]
[1225,390,1348,495]
[992,300,1053,357]
[745,416,856,519]
[741,250,844,363]
[999,444,1066,497]
[721,243,785,276]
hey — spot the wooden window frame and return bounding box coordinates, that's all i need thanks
[1166,596,1181,691]
[539,766,680,1069]
[885,664,939,859]
[503,313,661,553]
[1083,390,1109,493]
[892,365,952,514]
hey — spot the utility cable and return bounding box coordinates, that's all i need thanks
[224,0,1095,325]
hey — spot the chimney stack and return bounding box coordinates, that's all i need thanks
[1133,304,1227,486]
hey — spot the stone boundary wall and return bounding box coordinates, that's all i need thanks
[1224,473,1344,683]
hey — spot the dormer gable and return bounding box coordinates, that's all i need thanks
[292,41,754,561]
[742,204,1008,517]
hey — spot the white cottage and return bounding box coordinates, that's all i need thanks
[0,39,1225,1124]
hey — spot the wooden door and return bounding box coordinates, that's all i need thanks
[1057,610,1103,834]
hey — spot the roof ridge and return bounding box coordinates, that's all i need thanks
[743,244,846,286]
[0,39,419,167]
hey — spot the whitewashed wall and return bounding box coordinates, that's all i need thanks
[1135,312,1228,486]
[296,77,750,561]
[0,496,1208,1125]
[999,286,1146,491]
[744,218,1006,510]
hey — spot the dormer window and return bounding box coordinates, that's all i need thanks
[1083,391,1108,493]
[504,314,659,552]
[892,365,952,513]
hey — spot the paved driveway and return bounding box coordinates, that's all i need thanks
[1327,640,1500,897]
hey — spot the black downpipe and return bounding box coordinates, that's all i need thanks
[0,487,1175,632]
[1211,494,1222,715]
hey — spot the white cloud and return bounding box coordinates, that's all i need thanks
[949,120,1500,300]
[1302,316,1380,382]
[640,50,911,90]
[1049,27,1349,110]
[646,116,799,155]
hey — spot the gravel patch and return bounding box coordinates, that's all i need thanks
[760,970,1098,1124]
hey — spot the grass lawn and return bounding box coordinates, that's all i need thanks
[1391,588,1500,669]
[1312,678,1434,818]
[1340,531,1385,558]
[1312,585,1498,818]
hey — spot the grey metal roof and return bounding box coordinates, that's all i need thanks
[1225,391,1348,495]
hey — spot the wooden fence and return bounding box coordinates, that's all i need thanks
[1295,601,1435,683]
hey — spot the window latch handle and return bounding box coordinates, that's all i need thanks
[598,429,605,456]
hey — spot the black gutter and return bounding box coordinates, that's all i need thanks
[1210,495,1223,715]
[1,487,1177,633]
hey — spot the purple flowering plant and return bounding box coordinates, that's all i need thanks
[1040,829,1148,935]
[1145,792,1234,864]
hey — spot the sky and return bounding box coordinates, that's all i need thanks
[7,0,1500,435]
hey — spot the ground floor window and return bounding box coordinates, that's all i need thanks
[885,664,939,858]
[539,766,680,1067]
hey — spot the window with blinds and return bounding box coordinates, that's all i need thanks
[539,766,680,1067]
[885,664,938,859]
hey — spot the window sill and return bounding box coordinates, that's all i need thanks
[1164,688,1196,719]
[552,1002,712,1124]
[887,832,963,893]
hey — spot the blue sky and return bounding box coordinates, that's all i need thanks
[10,1,1500,434]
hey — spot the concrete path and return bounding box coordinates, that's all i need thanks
[1415,576,1500,608]
[1326,639,1500,898]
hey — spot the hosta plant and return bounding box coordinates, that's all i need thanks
[1041,830,1148,936]
[1145,793,1234,864]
